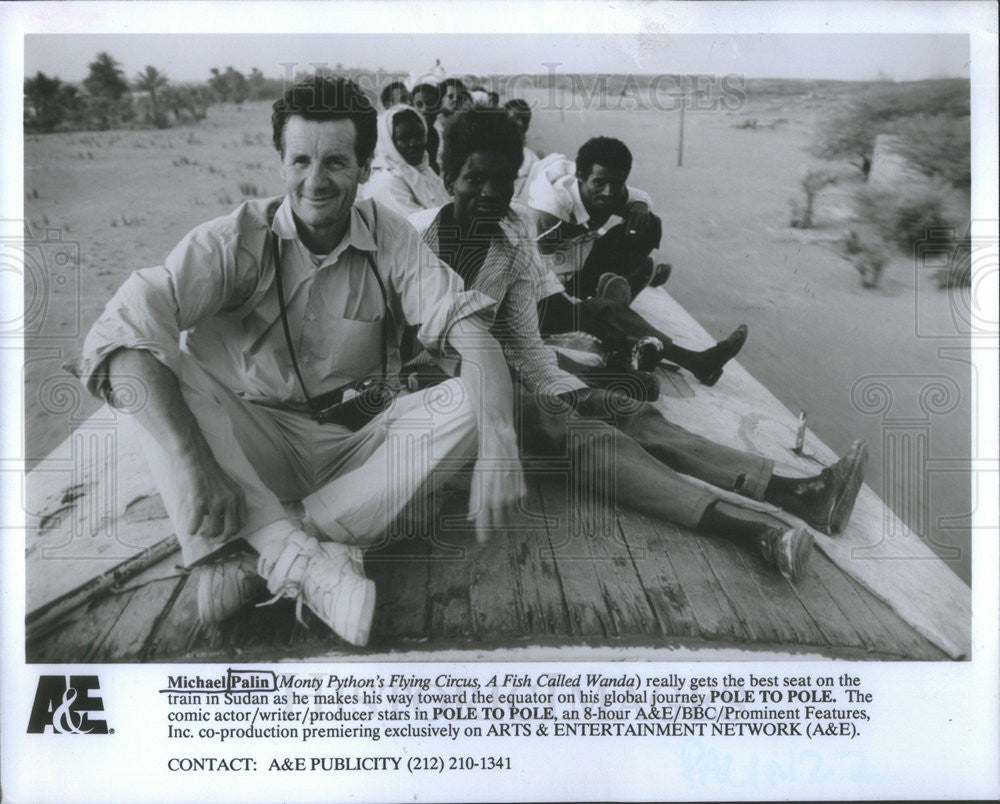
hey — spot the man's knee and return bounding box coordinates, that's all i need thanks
[396,377,479,449]
[646,213,663,250]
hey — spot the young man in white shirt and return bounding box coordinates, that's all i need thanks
[528,136,748,387]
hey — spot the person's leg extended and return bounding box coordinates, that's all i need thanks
[521,391,812,580]
[302,378,479,547]
[575,393,868,536]
[576,394,775,501]
[538,292,748,388]
[578,296,748,387]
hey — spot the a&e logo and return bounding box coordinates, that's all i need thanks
[27,675,111,734]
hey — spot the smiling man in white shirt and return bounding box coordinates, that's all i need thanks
[77,77,523,647]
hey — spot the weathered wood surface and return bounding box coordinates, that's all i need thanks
[632,287,971,659]
[24,287,969,661]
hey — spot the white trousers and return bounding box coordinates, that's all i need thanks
[132,355,479,566]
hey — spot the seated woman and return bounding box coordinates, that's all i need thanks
[407,108,870,583]
[360,104,450,217]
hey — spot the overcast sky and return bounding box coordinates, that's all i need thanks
[24,33,970,84]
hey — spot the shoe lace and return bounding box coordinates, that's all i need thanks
[254,541,316,627]
[256,585,308,627]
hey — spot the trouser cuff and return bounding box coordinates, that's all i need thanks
[734,456,774,501]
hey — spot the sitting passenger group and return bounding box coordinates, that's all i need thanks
[406,106,869,583]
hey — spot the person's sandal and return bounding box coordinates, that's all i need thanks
[650,262,672,287]
[690,324,749,386]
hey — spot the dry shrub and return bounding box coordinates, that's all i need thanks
[789,167,842,229]
[854,179,953,251]
[937,234,972,289]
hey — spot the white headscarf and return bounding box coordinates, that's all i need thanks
[369,104,449,211]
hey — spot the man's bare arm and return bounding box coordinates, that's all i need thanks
[445,316,526,542]
[107,348,247,541]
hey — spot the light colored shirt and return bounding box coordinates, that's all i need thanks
[525,153,653,278]
[409,205,586,397]
[513,145,540,201]
[526,153,653,228]
[80,196,495,407]
[358,104,451,218]
[362,169,449,218]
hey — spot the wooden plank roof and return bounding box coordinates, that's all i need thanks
[24,288,970,662]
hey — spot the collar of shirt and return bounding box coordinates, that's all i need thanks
[270,195,377,269]
[420,206,528,312]
[566,175,592,227]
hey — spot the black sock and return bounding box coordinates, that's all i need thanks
[697,501,779,548]
[659,342,702,370]
[764,472,823,508]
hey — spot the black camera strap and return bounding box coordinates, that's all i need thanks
[270,204,388,413]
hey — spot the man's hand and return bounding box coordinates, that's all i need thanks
[468,421,526,541]
[108,348,247,543]
[623,200,651,238]
[173,441,248,541]
[447,316,526,542]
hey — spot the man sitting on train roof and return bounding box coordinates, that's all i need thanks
[74,76,525,648]
[526,135,748,388]
[528,136,666,300]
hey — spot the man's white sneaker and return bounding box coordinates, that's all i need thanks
[257,530,376,647]
[195,550,266,625]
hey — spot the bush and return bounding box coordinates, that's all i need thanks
[937,234,972,289]
[811,78,969,179]
[789,167,842,229]
[892,114,970,189]
[855,180,953,251]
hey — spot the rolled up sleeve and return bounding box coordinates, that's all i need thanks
[496,270,587,397]
[383,216,496,356]
[78,222,248,400]
[625,185,653,210]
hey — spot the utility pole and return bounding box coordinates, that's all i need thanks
[677,74,686,167]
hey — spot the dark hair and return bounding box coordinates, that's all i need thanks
[487,91,500,107]
[440,77,467,93]
[439,77,470,105]
[575,136,632,179]
[412,83,439,101]
[391,108,426,136]
[271,76,378,162]
[379,80,409,107]
[440,108,524,184]
[504,98,531,120]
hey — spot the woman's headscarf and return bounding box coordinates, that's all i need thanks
[370,104,450,211]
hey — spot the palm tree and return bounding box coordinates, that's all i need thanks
[24,72,65,132]
[135,65,169,127]
[84,52,128,100]
[84,52,129,129]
